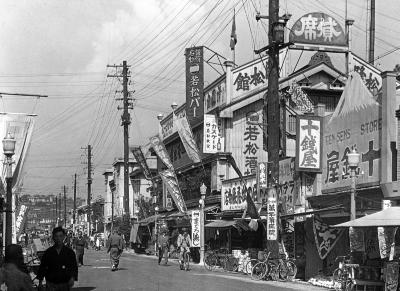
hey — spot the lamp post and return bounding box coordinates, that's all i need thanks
[154,205,159,255]
[199,183,207,265]
[2,133,15,247]
[348,148,360,221]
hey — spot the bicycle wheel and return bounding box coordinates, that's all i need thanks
[286,261,297,280]
[268,262,279,281]
[332,268,344,290]
[205,254,218,271]
[345,279,355,291]
[278,262,288,281]
[245,259,259,275]
[251,262,268,281]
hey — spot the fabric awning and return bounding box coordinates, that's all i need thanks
[333,207,400,228]
[205,220,236,228]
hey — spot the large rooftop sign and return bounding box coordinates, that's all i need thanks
[289,12,347,51]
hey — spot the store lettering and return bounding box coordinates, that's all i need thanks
[324,129,351,145]
[360,118,382,135]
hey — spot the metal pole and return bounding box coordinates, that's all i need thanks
[350,168,356,220]
[199,202,205,265]
[155,209,158,254]
[5,157,12,246]
[368,0,375,64]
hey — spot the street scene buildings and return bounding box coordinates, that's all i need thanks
[1,0,400,290]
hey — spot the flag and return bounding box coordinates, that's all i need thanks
[159,169,187,213]
[131,147,153,181]
[230,11,237,50]
[174,115,201,163]
[246,191,260,219]
[226,154,244,184]
[149,135,174,170]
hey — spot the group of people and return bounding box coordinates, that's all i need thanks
[0,226,126,290]
[157,227,192,267]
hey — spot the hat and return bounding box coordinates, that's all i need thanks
[182,228,188,232]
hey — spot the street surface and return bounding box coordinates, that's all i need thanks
[72,249,327,291]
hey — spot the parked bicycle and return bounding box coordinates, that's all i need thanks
[251,254,297,282]
[204,247,239,272]
[332,255,359,291]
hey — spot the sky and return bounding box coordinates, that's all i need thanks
[0,0,399,201]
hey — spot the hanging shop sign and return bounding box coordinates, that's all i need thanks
[15,205,27,236]
[205,77,226,112]
[296,115,322,172]
[322,73,381,192]
[160,107,186,140]
[191,210,201,248]
[159,169,187,213]
[279,158,295,215]
[203,114,224,154]
[289,12,347,51]
[350,53,381,95]
[313,216,344,259]
[175,115,201,163]
[221,176,257,211]
[257,162,268,189]
[185,46,204,123]
[131,147,152,180]
[267,197,277,241]
[149,135,174,170]
[377,226,397,260]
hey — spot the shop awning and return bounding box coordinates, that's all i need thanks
[205,220,236,228]
[333,207,400,228]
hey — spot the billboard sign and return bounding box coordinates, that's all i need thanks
[191,210,201,247]
[185,46,204,123]
[203,114,224,154]
[221,176,257,211]
[296,115,322,172]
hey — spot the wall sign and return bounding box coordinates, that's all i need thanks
[350,53,381,95]
[267,197,277,240]
[203,114,224,154]
[279,158,295,215]
[191,210,201,248]
[289,12,346,48]
[185,46,204,123]
[296,115,322,172]
[221,176,257,211]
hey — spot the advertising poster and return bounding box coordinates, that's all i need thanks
[191,210,201,248]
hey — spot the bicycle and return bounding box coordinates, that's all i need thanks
[179,248,190,271]
[205,248,239,272]
[332,256,359,291]
[245,251,270,277]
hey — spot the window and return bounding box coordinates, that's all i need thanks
[288,115,296,134]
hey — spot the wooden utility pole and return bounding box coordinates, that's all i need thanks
[87,145,92,235]
[107,61,132,220]
[63,185,67,228]
[73,174,77,226]
[55,196,58,226]
[368,0,375,64]
[58,193,62,226]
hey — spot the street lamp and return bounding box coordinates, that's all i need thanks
[2,132,15,247]
[199,183,207,265]
[348,148,360,221]
[171,102,178,112]
[154,205,159,254]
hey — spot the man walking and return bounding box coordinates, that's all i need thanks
[73,231,88,266]
[106,228,125,271]
[157,229,169,265]
[37,226,78,291]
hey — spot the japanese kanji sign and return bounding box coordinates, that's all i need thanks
[185,46,204,123]
[203,114,224,154]
[221,176,257,211]
[191,210,201,248]
[289,12,346,47]
[350,53,382,95]
[279,158,295,215]
[174,115,201,163]
[131,147,152,181]
[313,216,344,259]
[149,135,174,170]
[159,169,187,213]
[322,73,381,191]
[296,115,322,172]
[267,197,278,240]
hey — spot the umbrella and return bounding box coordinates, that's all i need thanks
[333,207,400,228]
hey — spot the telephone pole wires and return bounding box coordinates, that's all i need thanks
[87,145,92,235]
[107,61,133,220]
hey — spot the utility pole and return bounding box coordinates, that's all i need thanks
[63,185,67,228]
[87,145,92,235]
[107,61,133,221]
[73,174,77,228]
[55,196,58,226]
[368,0,375,64]
[58,193,62,226]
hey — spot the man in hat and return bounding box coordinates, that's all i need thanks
[106,228,125,271]
[157,228,169,265]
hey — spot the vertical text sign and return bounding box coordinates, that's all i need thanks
[267,197,278,240]
[185,46,204,123]
[296,116,322,172]
[191,210,201,247]
[203,114,224,153]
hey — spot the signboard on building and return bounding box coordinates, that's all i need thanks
[159,169,187,213]
[322,73,381,192]
[296,115,322,172]
[289,12,347,50]
[150,135,174,170]
[185,46,204,123]
[257,162,268,189]
[350,53,382,94]
[205,78,226,112]
[221,176,257,211]
[203,114,224,154]
[191,210,201,247]
[160,107,186,140]
[279,158,295,215]
[267,197,277,240]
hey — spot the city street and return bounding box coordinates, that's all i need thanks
[72,249,327,291]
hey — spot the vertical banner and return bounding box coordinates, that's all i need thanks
[279,158,295,215]
[267,197,277,240]
[185,46,204,123]
[313,216,344,259]
[149,135,174,170]
[159,169,187,213]
[174,115,201,163]
[296,115,322,172]
[203,114,224,154]
[131,147,152,180]
[191,210,201,247]
[385,262,399,291]
[378,226,397,259]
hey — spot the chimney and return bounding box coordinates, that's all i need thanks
[381,71,397,197]
[224,60,234,105]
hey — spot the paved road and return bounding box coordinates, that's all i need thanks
[72,249,326,291]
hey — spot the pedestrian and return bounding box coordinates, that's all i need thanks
[95,236,101,251]
[106,229,125,271]
[157,229,169,265]
[37,226,78,291]
[0,244,34,291]
[177,228,191,265]
[73,231,88,266]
